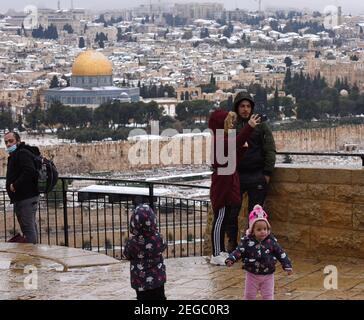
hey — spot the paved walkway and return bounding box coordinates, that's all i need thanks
[0,244,363,299]
[0,243,119,271]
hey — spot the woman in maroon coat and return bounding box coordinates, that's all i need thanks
[208,109,260,265]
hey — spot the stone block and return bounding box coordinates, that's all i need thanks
[320,200,352,228]
[269,182,307,197]
[353,204,364,230]
[299,168,352,185]
[265,197,289,222]
[334,185,354,203]
[352,186,364,204]
[286,199,352,228]
[271,168,300,183]
[310,226,364,259]
[270,222,310,252]
[306,184,336,201]
[287,199,322,226]
[351,169,364,186]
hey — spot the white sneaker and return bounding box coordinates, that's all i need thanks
[210,254,227,266]
[220,251,229,258]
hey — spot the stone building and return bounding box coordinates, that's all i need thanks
[176,86,202,102]
[44,50,140,108]
[307,54,364,91]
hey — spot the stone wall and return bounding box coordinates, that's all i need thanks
[1,124,364,176]
[273,124,364,152]
[0,138,210,176]
[203,165,364,260]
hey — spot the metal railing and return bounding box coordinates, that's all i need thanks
[1,151,362,260]
[0,177,210,260]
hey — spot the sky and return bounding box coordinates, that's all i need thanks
[1,0,363,15]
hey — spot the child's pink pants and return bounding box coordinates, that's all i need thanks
[244,271,274,300]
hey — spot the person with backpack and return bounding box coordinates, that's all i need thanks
[226,92,277,252]
[4,132,40,244]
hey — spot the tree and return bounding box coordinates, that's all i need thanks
[44,24,58,39]
[50,75,59,88]
[200,28,209,39]
[61,74,70,87]
[164,28,169,39]
[223,27,231,38]
[284,56,293,68]
[15,115,25,131]
[95,14,107,25]
[25,105,45,130]
[182,30,193,40]
[241,60,250,68]
[273,86,279,113]
[63,24,74,34]
[0,109,14,130]
[175,100,214,123]
[117,27,123,42]
[78,36,85,48]
[350,83,360,101]
[210,73,216,85]
[284,68,292,94]
[32,24,44,38]
[98,39,105,48]
[21,22,27,37]
[296,100,319,120]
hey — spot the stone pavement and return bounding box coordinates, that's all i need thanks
[0,243,120,271]
[0,244,363,300]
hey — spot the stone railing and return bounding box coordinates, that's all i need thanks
[204,165,364,260]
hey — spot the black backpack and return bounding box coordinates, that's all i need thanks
[21,147,59,193]
[35,154,59,193]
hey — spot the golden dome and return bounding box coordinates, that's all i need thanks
[72,50,112,76]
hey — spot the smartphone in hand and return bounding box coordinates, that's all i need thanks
[258,114,268,122]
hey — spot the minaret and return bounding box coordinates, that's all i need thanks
[57,0,60,10]
[337,6,342,25]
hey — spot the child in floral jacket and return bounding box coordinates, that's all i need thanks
[225,205,293,300]
[124,203,167,300]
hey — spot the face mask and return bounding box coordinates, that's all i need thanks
[6,144,17,153]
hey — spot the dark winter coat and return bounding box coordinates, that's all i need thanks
[124,204,167,292]
[236,120,276,177]
[227,233,292,275]
[208,109,254,212]
[6,142,40,204]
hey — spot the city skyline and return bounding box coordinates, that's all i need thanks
[1,0,363,14]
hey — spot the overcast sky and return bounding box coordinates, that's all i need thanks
[1,0,364,15]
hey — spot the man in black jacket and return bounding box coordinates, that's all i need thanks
[4,132,40,244]
[226,91,276,251]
